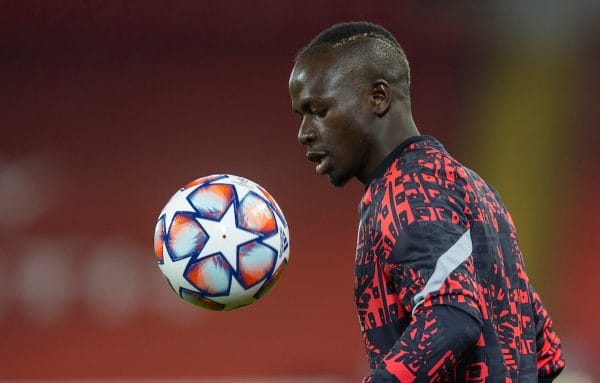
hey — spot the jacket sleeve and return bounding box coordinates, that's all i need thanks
[530,284,565,380]
[363,220,484,382]
[363,304,482,383]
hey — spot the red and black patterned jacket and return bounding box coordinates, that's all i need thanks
[356,136,564,382]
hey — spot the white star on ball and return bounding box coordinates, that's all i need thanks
[194,202,259,272]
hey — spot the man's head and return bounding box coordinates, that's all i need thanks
[288,21,417,187]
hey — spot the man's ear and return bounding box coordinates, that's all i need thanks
[370,80,391,117]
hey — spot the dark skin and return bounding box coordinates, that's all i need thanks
[289,45,420,187]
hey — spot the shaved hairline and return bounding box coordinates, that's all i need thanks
[295,35,411,98]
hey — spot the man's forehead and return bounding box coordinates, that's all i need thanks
[290,51,353,91]
[293,51,334,78]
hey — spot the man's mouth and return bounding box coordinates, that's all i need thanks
[306,151,329,175]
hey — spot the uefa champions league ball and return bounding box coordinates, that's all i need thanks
[153,174,289,311]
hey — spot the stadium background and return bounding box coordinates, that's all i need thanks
[1,2,599,382]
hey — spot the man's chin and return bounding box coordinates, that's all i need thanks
[327,172,351,188]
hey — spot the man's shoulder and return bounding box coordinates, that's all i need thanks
[362,137,477,227]
[381,136,468,186]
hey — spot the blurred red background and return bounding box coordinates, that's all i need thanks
[1,2,598,381]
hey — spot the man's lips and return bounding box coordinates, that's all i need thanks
[306,151,326,162]
[306,151,330,175]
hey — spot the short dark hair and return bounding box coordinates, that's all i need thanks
[304,21,401,51]
[296,21,411,93]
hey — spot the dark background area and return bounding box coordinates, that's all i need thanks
[1,1,598,381]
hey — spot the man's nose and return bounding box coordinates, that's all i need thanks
[297,119,317,145]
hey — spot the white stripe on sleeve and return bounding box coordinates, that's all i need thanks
[412,229,473,316]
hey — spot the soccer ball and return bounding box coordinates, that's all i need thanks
[153,174,289,311]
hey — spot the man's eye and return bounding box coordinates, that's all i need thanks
[312,109,327,118]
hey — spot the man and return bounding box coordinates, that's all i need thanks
[288,22,565,382]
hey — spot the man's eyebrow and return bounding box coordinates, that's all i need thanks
[300,97,325,110]
[291,97,327,115]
